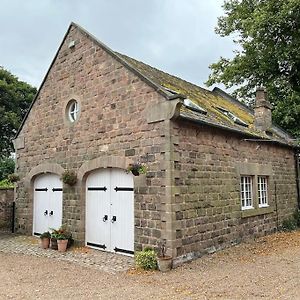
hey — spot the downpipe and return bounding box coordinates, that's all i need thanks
[295,150,300,210]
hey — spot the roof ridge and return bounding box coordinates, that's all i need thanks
[116,52,212,96]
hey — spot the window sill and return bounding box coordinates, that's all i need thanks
[241,206,274,218]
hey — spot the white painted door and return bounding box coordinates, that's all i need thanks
[86,169,111,250]
[110,169,134,254]
[33,174,63,235]
[86,168,134,255]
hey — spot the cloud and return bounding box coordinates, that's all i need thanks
[0,0,235,88]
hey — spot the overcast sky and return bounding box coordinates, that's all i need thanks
[0,0,235,89]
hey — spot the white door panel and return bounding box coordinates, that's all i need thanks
[86,169,111,250]
[110,169,134,254]
[33,174,63,235]
[86,168,134,255]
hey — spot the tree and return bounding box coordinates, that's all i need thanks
[0,157,14,181]
[206,0,300,138]
[0,67,37,157]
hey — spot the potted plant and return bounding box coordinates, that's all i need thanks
[50,228,59,250]
[61,170,77,186]
[157,240,172,272]
[40,231,51,249]
[127,163,147,176]
[51,226,72,252]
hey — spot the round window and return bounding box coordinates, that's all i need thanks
[68,100,79,123]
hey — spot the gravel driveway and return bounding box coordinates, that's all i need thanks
[1,231,300,299]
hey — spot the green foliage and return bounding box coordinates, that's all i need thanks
[7,173,19,183]
[50,226,72,240]
[293,210,300,227]
[207,0,300,138]
[281,218,297,232]
[40,231,51,239]
[281,210,300,231]
[0,67,37,157]
[135,248,158,270]
[0,179,14,188]
[61,170,77,186]
[127,163,147,176]
[0,157,15,181]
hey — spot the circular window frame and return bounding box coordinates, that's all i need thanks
[65,99,81,124]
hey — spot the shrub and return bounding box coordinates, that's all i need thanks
[293,210,300,227]
[7,173,19,183]
[135,248,158,270]
[0,157,15,181]
[281,218,297,232]
[0,179,13,188]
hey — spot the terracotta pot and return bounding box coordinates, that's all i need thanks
[157,256,172,272]
[50,238,58,250]
[41,238,50,249]
[57,239,68,252]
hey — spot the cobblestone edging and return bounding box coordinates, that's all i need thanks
[0,233,134,273]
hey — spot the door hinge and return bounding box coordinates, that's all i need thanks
[52,188,62,192]
[87,242,107,249]
[114,187,133,192]
[114,247,134,255]
[88,187,107,191]
[35,188,48,192]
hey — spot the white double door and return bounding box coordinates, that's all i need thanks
[86,168,134,255]
[33,174,63,235]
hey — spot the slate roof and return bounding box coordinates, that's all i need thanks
[16,23,296,148]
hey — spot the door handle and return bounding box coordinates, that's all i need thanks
[111,216,117,223]
[103,215,108,222]
[44,210,48,216]
[49,211,54,216]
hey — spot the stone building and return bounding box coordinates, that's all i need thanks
[14,23,299,264]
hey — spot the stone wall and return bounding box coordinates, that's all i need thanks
[171,120,298,264]
[0,188,14,230]
[15,24,168,249]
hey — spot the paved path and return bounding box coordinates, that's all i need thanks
[0,232,134,273]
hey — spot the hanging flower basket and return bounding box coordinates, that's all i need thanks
[127,163,147,176]
[7,173,20,183]
[61,170,77,186]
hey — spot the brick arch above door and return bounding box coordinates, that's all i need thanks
[25,163,65,187]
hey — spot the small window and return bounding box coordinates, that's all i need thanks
[68,100,79,123]
[183,98,207,115]
[258,176,268,207]
[216,106,248,127]
[240,176,253,210]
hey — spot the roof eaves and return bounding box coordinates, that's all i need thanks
[179,113,296,149]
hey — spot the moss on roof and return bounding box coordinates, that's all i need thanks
[118,53,294,145]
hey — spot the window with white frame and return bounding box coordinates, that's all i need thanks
[240,176,253,210]
[258,176,268,207]
[68,100,79,122]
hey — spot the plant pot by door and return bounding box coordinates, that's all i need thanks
[41,238,50,249]
[50,238,58,250]
[157,256,172,272]
[131,169,140,176]
[57,239,68,252]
